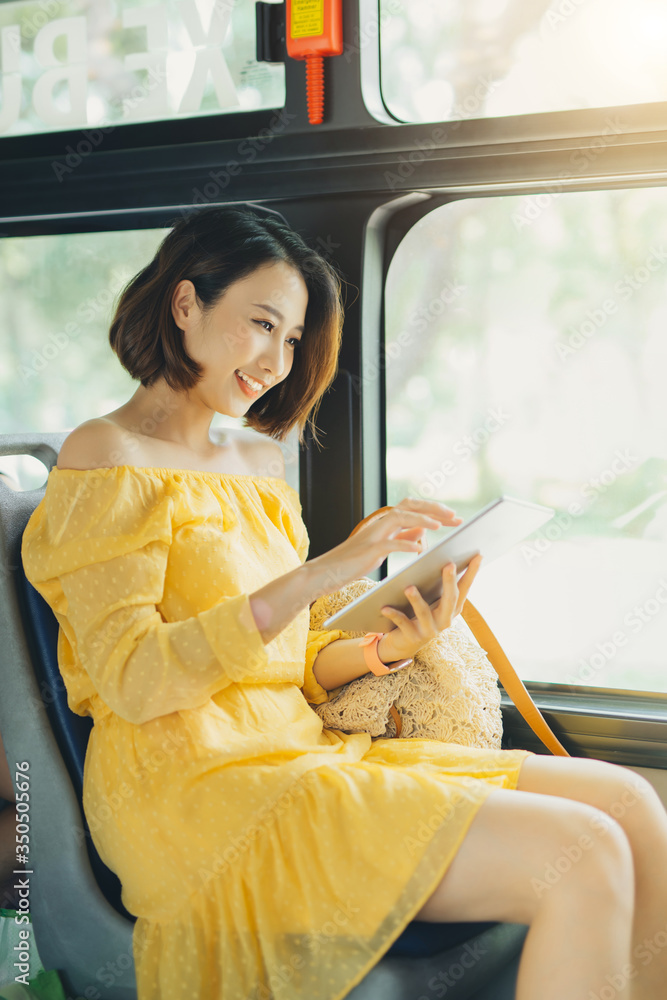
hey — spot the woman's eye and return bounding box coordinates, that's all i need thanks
[287,337,301,348]
[254,319,274,332]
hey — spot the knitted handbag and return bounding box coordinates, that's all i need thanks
[309,577,503,747]
[308,507,570,756]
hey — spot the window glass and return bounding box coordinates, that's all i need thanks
[0,0,285,138]
[0,228,299,492]
[384,188,667,694]
[380,0,667,123]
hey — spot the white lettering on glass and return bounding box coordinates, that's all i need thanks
[0,1,240,135]
[177,0,239,113]
[0,26,21,132]
[32,17,87,127]
[121,5,169,119]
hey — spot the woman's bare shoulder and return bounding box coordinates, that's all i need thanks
[211,427,286,479]
[56,418,135,471]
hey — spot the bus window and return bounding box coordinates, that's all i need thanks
[0,0,284,138]
[0,225,301,492]
[380,0,667,123]
[384,186,667,695]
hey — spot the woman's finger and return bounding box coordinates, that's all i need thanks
[380,605,408,628]
[427,563,460,630]
[451,554,483,614]
[455,554,483,597]
[362,507,441,535]
[403,585,437,632]
[395,526,427,549]
[396,498,462,527]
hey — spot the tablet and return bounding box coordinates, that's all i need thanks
[321,495,555,633]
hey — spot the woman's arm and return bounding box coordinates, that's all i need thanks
[249,501,477,684]
[302,555,485,692]
[310,636,385,690]
[249,504,451,648]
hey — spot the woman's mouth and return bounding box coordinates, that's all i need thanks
[235,370,263,398]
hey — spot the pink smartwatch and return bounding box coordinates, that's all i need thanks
[359,632,413,676]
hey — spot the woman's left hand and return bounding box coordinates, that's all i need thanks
[376,552,484,665]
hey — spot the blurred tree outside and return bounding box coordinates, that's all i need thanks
[380,0,667,123]
[385,188,667,694]
[0,226,300,493]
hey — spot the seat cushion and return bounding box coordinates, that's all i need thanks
[386,919,497,958]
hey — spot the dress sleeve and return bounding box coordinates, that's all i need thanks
[22,469,271,725]
[258,480,348,705]
[302,629,347,705]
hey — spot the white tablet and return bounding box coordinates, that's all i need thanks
[321,495,554,633]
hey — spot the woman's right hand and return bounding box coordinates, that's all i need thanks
[309,498,463,595]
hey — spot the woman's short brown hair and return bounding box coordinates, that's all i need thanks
[109,207,344,446]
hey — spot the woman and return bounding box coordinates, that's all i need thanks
[22,208,667,1000]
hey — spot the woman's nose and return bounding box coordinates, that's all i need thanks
[260,341,287,379]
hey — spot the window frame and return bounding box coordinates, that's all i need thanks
[362,188,667,764]
[3,0,667,764]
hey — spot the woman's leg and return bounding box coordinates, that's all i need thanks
[412,786,635,1000]
[517,755,667,1000]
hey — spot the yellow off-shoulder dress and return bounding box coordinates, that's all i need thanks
[21,466,532,1000]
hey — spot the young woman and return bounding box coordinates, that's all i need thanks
[22,208,667,1000]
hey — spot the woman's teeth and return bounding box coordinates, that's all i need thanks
[236,370,262,392]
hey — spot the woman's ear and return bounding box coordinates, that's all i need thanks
[171,279,200,331]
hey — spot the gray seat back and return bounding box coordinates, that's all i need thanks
[0,433,137,999]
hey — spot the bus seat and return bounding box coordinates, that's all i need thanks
[0,432,526,1000]
[0,433,137,1000]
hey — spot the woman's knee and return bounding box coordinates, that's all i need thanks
[414,791,634,925]
[536,799,634,909]
[519,754,662,825]
[602,765,664,823]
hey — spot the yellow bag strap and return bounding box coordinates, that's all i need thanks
[349,507,570,757]
[460,599,569,757]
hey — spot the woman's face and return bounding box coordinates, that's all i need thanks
[172,261,308,417]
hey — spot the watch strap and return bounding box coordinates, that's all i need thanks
[359,632,413,676]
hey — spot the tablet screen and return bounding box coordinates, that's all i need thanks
[321,495,554,633]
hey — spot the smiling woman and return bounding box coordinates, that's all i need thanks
[106,207,343,454]
[168,259,307,418]
[17,202,667,1000]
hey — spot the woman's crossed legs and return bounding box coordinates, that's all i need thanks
[413,756,667,1000]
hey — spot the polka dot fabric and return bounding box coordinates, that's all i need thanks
[22,466,532,1000]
